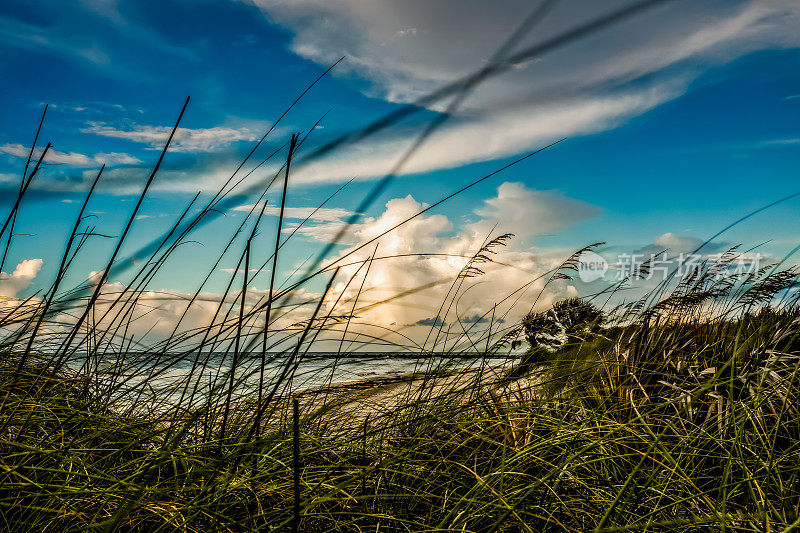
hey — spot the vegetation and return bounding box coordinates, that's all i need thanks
[2,289,799,531]
[1,84,799,532]
[522,297,605,353]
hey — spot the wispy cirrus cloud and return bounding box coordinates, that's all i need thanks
[82,122,266,153]
[0,0,198,75]
[232,202,361,243]
[0,143,141,167]
[233,202,356,223]
[289,83,675,184]
[244,0,800,184]
[253,0,800,106]
[762,138,800,146]
[44,100,130,115]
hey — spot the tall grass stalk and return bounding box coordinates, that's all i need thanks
[2,2,799,524]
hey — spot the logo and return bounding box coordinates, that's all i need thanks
[577,250,608,282]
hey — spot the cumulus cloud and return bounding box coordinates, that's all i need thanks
[315,182,592,346]
[568,232,759,299]
[22,276,323,351]
[0,258,43,298]
[469,181,601,240]
[0,184,596,350]
[245,0,800,184]
[83,122,266,152]
[0,143,142,167]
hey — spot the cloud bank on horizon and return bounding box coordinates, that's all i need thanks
[0,182,598,348]
[0,0,798,349]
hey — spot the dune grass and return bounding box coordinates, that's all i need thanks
[1,298,799,531]
[2,36,800,528]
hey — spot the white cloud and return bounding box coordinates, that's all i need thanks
[634,232,730,258]
[219,268,267,275]
[469,181,601,240]
[230,203,362,243]
[253,0,800,104]
[76,44,111,66]
[653,232,704,254]
[292,181,600,249]
[70,163,240,195]
[292,84,674,184]
[0,185,596,350]
[763,138,800,146]
[42,280,324,350]
[94,152,143,165]
[315,183,593,342]
[83,122,266,152]
[0,258,43,298]
[88,269,105,285]
[46,100,126,114]
[245,0,800,184]
[233,202,356,223]
[0,143,141,168]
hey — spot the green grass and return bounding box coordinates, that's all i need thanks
[1,302,799,531]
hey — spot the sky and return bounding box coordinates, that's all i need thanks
[0,0,799,350]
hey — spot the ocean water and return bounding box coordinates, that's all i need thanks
[70,351,518,398]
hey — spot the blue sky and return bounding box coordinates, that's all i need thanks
[1,0,799,345]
